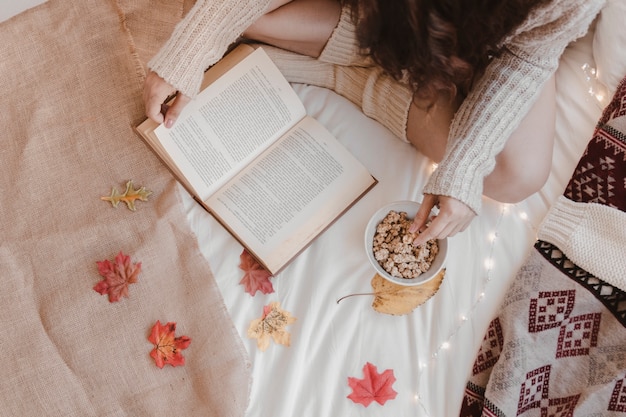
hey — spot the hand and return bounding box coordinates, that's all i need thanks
[143,71,191,128]
[409,194,476,246]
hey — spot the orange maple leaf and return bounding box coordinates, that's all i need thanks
[238,249,274,296]
[93,251,141,302]
[148,320,191,368]
[247,302,296,351]
[347,362,397,407]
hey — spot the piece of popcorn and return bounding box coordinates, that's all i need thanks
[374,248,389,262]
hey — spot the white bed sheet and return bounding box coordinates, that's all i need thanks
[0,3,607,416]
[183,26,606,417]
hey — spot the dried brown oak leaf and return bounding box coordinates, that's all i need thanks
[371,269,445,316]
[101,180,152,211]
[347,362,397,407]
[93,251,141,303]
[148,320,191,368]
[239,249,274,296]
[247,301,296,351]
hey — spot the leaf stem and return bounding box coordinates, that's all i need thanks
[336,292,376,304]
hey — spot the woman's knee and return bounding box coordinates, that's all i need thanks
[484,152,552,203]
[484,126,554,203]
[484,75,556,203]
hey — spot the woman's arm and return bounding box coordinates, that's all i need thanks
[147,0,275,98]
[143,0,285,125]
[423,1,604,215]
[411,1,604,246]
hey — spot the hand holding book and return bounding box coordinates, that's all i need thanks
[136,45,376,274]
[143,71,191,129]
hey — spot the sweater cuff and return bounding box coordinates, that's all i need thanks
[147,2,220,97]
[148,0,272,98]
[352,66,412,141]
[260,45,335,89]
[538,195,626,291]
[537,196,587,246]
[148,48,204,99]
[318,6,371,67]
[422,161,483,215]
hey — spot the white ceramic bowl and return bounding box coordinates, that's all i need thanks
[364,201,448,286]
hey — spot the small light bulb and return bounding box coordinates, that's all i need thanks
[484,258,494,270]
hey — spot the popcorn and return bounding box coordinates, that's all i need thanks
[372,210,439,279]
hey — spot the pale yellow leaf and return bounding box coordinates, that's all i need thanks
[371,269,445,315]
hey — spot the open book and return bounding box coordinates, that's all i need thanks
[136,45,377,274]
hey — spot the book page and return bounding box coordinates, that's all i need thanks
[206,116,376,273]
[154,47,307,200]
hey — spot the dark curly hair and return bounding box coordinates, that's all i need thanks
[341,0,551,102]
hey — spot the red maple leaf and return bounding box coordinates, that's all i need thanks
[347,362,397,407]
[148,320,191,368]
[93,251,141,302]
[238,249,274,296]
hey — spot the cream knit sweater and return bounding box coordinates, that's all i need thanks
[431,0,605,214]
[148,0,274,96]
[148,0,605,213]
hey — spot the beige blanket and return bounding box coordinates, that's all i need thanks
[0,1,250,415]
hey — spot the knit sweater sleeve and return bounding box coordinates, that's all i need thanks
[422,1,604,214]
[537,196,626,291]
[147,0,273,98]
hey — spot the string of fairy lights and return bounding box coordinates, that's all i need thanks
[412,202,538,416]
[411,62,607,416]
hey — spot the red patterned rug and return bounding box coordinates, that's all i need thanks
[460,75,626,416]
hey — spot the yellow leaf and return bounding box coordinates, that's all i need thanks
[101,180,152,211]
[247,302,296,351]
[371,269,445,316]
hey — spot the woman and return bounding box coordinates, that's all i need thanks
[143,0,604,245]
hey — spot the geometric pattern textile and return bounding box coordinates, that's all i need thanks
[535,241,626,328]
[473,318,504,375]
[565,73,626,211]
[460,75,626,417]
[460,249,626,416]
